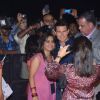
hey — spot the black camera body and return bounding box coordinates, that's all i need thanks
[0,17,14,30]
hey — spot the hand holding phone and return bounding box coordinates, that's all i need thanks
[64,9,72,14]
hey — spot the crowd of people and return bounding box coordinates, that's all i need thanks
[0,8,100,100]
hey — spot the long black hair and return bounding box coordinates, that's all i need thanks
[38,27,56,60]
[73,36,95,77]
[25,34,40,61]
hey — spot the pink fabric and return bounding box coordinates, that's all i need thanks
[27,53,56,100]
[62,64,99,100]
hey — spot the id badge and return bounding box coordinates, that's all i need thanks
[50,83,55,94]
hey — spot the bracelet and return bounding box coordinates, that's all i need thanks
[56,56,62,59]
[31,87,36,90]
[31,93,38,97]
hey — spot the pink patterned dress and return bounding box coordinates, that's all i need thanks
[46,62,100,100]
[27,53,56,100]
[63,64,99,100]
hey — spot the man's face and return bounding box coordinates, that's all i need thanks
[43,15,54,27]
[19,19,27,30]
[78,18,92,36]
[55,26,69,43]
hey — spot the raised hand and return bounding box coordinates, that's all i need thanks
[57,45,71,59]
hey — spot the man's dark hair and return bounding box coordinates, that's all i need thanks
[79,11,96,26]
[55,19,69,30]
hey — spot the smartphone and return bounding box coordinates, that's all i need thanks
[0,20,6,26]
[64,9,72,14]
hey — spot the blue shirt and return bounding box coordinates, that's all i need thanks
[53,36,74,64]
[0,35,19,51]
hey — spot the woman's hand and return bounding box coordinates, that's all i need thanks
[55,45,71,63]
[57,45,71,58]
[32,96,38,100]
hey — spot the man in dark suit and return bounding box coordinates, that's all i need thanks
[78,11,100,100]
[53,19,74,100]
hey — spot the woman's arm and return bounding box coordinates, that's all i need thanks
[45,45,70,80]
[29,56,40,100]
[17,25,36,39]
[55,45,70,63]
[0,62,4,100]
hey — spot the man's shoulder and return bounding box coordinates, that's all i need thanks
[91,29,100,40]
[93,29,100,36]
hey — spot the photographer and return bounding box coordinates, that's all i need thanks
[14,16,36,54]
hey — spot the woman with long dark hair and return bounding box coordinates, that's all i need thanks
[46,36,100,100]
[27,30,56,100]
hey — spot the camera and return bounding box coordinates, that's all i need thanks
[64,9,72,14]
[0,17,12,30]
[0,20,6,26]
[22,14,27,19]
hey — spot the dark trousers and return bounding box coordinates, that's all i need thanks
[56,81,63,100]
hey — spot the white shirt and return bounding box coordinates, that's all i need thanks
[14,34,29,53]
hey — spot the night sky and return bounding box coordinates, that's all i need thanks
[0,0,99,20]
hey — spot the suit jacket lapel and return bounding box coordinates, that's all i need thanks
[90,29,99,41]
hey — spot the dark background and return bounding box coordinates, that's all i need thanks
[0,1,99,100]
[3,55,28,100]
[0,0,100,20]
